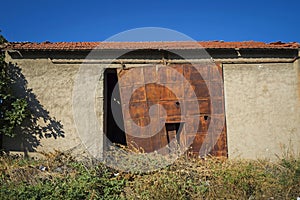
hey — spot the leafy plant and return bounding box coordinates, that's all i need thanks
[0,151,300,199]
[0,32,28,137]
[0,151,126,200]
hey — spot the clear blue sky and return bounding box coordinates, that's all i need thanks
[1,0,299,43]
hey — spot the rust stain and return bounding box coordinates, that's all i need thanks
[118,64,227,157]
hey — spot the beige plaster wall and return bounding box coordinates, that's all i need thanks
[4,51,300,160]
[223,62,300,159]
[3,55,102,156]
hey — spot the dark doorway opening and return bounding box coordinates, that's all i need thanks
[0,134,2,150]
[165,122,183,147]
[104,69,126,147]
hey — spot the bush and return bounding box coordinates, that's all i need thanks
[1,151,299,200]
[0,152,126,200]
[0,32,28,138]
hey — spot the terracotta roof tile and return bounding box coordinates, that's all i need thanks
[4,41,300,51]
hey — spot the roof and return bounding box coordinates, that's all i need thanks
[3,41,300,51]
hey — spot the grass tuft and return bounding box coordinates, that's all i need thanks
[0,150,299,199]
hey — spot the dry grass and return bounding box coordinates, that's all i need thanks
[122,156,300,199]
[0,150,300,200]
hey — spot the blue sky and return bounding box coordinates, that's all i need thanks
[1,0,299,42]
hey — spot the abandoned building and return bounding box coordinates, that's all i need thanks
[1,41,300,159]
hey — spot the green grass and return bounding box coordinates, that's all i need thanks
[0,151,299,200]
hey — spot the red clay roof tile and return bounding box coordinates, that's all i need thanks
[4,41,300,51]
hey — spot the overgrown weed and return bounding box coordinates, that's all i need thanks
[0,150,299,199]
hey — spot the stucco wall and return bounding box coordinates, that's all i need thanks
[4,51,300,160]
[223,62,300,159]
[3,55,100,155]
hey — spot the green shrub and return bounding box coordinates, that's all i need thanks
[0,32,28,138]
[0,152,125,200]
[0,150,299,199]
